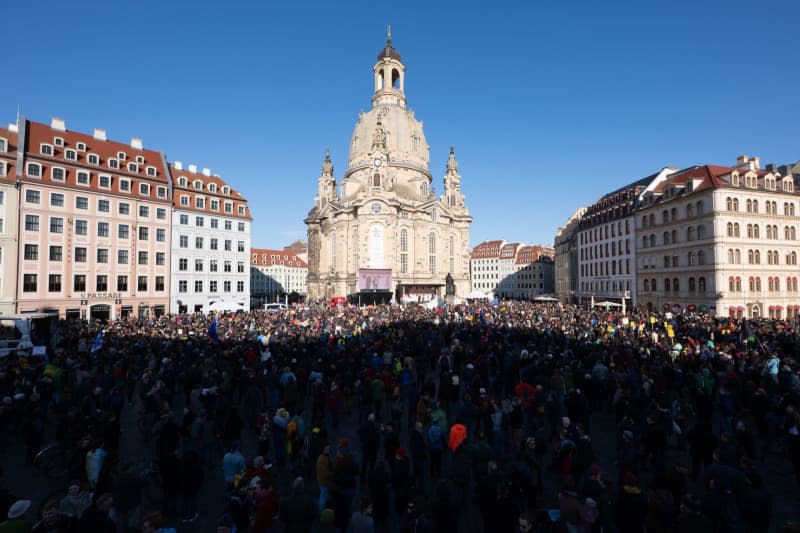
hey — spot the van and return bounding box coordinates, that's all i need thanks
[264,303,288,312]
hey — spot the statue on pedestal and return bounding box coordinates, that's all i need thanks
[445,273,455,296]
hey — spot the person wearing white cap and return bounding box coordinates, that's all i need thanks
[0,499,32,532]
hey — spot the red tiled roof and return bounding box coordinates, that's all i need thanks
[471,240,504,259]
[250,248,307,268]
[0,126,19,181]
[171,164,251,221]
[515,245,555,264]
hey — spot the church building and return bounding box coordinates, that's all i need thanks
[305,29,472,301]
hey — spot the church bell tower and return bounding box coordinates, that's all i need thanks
[372,25,406,109]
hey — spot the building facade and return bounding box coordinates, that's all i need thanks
[554,207,586,304]
[14,117,172,320]
[305,31,472,301]
[250,248,308,303]
[169,163,251,314]
[636,156,800,319]
[576,168,673,308]
[0,124,19,315]
[470,240,554,298]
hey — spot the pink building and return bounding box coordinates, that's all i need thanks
[15,117,171,320]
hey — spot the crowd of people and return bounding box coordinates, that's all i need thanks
[0,300,799,532]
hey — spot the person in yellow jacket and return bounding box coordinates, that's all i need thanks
[315,445,332,513]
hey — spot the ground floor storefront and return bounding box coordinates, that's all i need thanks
[16,296,169,321]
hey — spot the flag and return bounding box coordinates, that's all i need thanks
[208,318,219,342]
[90,331,104,353]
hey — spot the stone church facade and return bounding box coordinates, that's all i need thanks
[305,30,472,301]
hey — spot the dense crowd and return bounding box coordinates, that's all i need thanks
[0,300,800,532]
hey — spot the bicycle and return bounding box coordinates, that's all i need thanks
[34,443,69,479]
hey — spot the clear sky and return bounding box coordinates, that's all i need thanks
[5,0,799,250]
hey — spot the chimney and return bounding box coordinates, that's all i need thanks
[202,168,211,176]
[736,155,749,165]
[130,138,143,150]
[752,156,760,170]
[188,164,197,173]
[766,163,776,172]
[173,161,182,170]
[50,117,66,131]
[8,123,17,133]
[93,128,107,141]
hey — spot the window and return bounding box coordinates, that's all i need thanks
[224,202,233,213]
[180,196,189,207]
[137,276,147,291]
[210,260,218,272]
[96,275,108,291]
[195,237,203,249]
[179,235,188,248]
[88,153,99,165]
[238,222,245,232]
[179,214,190,226]
[237,241,245,252]
[115,224,129,239]
[65,149,76,161]
[210,200,219,211]
[210,218,219,229]
[178,280,187,293]
[155,208,166,220]
[27,163,41,177]
[118,249,129,264]
[155,276,165,291]
[117,275,128,291]
[224,261,232,272]
[24,244,38,260]
[74,171,89,185]
[224,240,232,251]
[96,249,108,263]
[147,167,157,177]
[237,281,245,292]
[224,281,231,292]
[210,238,218,250]
[194,280,203,293]
[75,247,87,262]
[138,226,148,240]
[52,167,65,181]
[50,217,64,233]
[98,199,110,212]
[698,250,705,265]
[139,183,149,196]
[195,216,204,227]
[50,193,64,207]
[138,251,148,265]
[75,197,88,210]
[139,205,149,217]
[97,222,109,237]
[40,143,53,155]
[74,275,86,292]
[25,190,40,204]
[156,228,165,242]
[23,274,37,292]
[194,259,203,272]
[210,280,217,292]
[179,258,188,271]
[225,220,232,231]
[196,197,205,209]
[128,163,138,173]
[156,252,165,265]
[24,215,39,231]
[688,277,696,292]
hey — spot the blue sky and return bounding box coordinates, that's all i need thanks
[5,0,799,249]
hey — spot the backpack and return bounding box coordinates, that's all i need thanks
[428,424,444,452]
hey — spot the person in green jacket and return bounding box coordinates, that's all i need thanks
[371,377,386,420]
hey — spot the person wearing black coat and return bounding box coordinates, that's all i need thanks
[358,414,380,481]
[739,471,772,533]
[410,422,428,491]
[281,477,318,533]
[390,449,412,519]
[369,462,390,531]
[77,493,115,533]
[177,450,204,522]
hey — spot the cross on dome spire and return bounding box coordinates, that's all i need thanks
[387,24,392,45]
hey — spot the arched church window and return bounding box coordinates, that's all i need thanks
[400,229,408,252]
[373,173,381,187]
[420,182,428,198]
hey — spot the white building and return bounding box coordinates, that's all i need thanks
[250,248,308,303]
[576,168,673,308]
[554,207,586,304]
[470,240,554,299]
[169,162,251,314]
[0,124,19,315]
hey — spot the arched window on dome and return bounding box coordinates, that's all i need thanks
[373,173,381,188]
[420,182,428,199]
[391,68,401,89]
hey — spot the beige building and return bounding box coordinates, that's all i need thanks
[554,207,586,304]
[306,31,472,300]
[470,240,554,299]
[0,125,20,314]
[637,156,800,319]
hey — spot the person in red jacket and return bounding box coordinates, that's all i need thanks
[251,478,278,533]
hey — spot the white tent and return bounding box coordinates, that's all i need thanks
[422,297,445,309]
[594,300,622,307]
[465,290,488,299]
[207,300,246,313]
[533,295,559,302]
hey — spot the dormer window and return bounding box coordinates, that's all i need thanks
[222,186,230,195]
[731,173,739,186]
[26,162,42,177]
[783,179,794,192]
[87,153,99,165]
[180,195,189,206]
[119,179,130,191]
[65,149,77,160]
[238,206,245,215]
[51,167,65,181]
[157,186,167,198]
[76,142,86,152]
[178,177,187,187]
[127,162,138,173]
[139,183,149,196]
[108,158,118,169]
[40,143,54,156]
[136,155,144,164]
[194,180,202,190]
[146,166,156,177]
[53,137,64,147]
[117,151,126,160]
[77,171,90,185]
[208,184,217,193]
